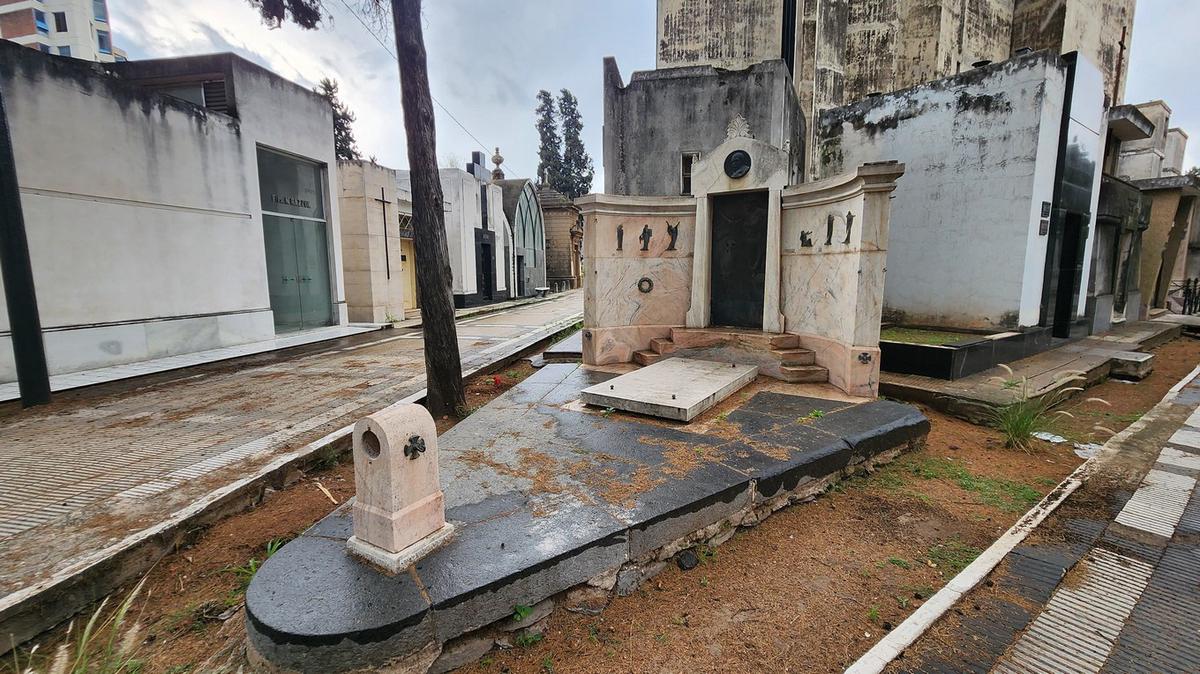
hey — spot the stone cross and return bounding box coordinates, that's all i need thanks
[346,403,455,574]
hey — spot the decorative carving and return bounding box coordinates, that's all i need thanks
[666,222,679,251]
[616,224,624,251]
[825,213,835,246]
[858,352,873,364]
[639,225,652,251]
[726,113,752,140]
[403,435,426,460]
[844,211,855,244]
[723,150,752,179]
[800,231,813,248]
[637,277,654,293]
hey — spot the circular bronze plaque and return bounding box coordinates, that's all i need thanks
[724,150,751,179]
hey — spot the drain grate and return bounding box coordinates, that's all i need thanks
[1113,468,1195,538]
[993,548,1153,674]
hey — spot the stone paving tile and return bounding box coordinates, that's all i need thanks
[0,292,583,573]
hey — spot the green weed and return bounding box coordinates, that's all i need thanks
[867,606,880,623]
[984,366,1103,451]
[887,556,912,569]
[512,604,534,621]
[903,457,1041,512]
[798,410,825,423]
[515,632,543,648]
[926,539,983,575]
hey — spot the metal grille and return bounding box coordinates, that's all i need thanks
[202,80,228,114]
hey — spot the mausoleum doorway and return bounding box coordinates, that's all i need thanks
[710,191,768,328]
[258,147,335,332]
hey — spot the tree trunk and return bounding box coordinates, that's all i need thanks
[390,0,466,417]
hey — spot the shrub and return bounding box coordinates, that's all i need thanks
[984,366,1106,451]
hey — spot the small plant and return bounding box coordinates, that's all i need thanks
[228,538,287,592]
[601,407,615,418]
[984,366,1107,451]
[385,312,400,324]
[515,631,543,648]
[798,409,825,423]
[716,411,730,423]
[895,595,910,609]
[541,656,555,672]
[926,539,983,575]
[887,556,912,569]
[512,603,534,621]
[697,545,717,564]
[22,578,150,674]
[699,577,710,587]
[867,605,880,623]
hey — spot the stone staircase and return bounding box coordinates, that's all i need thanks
[633,328,829,384]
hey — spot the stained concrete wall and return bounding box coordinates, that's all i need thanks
[817,51,1074,330]
[603,58,805,196]
[0,44,342,381]
[1117,101,1172,180]
[1011,0,1135,106]
[844,0,1013,103]
[656,0,784,70]
[1164,129,1188,177]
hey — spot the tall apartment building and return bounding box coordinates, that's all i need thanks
[0,0,125,61]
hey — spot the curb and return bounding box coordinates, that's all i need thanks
[845,362,1200,674]
[0,311,583,651]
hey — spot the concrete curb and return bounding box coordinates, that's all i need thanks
[394,293,567,330]
[844,361,1200,674]
[0,311,582,651]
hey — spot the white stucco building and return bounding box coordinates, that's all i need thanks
[0,44,347,383]
[817,49,1106,338]
[0,0,126,61]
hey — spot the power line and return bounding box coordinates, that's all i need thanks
[329,0,522,176]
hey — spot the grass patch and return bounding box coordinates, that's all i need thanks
[926,539,983,575]
[886,556,912,569]
[903,457,1042,512]
[880,327,978,345]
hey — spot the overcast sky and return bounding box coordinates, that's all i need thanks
[111,1,1196,190]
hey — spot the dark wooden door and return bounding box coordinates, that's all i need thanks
[710,191,768,328]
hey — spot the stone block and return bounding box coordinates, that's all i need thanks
[580,357,757,421]
[348,403,454,573]
[1108,350,1154,380]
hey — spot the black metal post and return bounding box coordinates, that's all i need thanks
[0,86,50,407]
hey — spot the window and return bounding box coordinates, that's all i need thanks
[96,29,111,54]
[34,9,49,34]
[58,45,71,57]
[680,152,700,196]
[93,0,108,22]
[38,43,51,53]
[53,11,67,32]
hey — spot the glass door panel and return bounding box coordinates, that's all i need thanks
[263,214,303,331]
[296,218,334,329]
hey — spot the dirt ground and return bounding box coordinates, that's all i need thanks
[5,338,1198,674]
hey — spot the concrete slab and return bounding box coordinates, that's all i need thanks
[580,358,757,421]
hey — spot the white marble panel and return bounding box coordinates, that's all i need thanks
[145,316,222,359]
[589,257,693,328]
[42,322,150,375]
[218,310,276,346]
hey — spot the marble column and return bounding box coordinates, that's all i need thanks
[686,195,711,328]
[762,188,784,333]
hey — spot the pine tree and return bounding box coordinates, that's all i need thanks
[315,78,361,161]
[535,90,562,187]
[557,89,594,199]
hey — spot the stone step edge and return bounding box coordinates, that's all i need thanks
[0,311,585,655]
[845,361,1200,674]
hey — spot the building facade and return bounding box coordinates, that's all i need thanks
[538,184,583,291]
[817,50,1106,337]
[0,0,126,60]
[337,160,410,323]
[497,178,548,297]
[655,0,1136,175]
[0,44,346,382]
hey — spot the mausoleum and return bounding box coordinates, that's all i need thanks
[580,121,903,397]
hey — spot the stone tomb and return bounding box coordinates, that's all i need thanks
[580,357,757,421]
[578,130,904,398]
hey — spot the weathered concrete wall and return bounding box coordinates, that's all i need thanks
[1117,100,1171,180]
[603,58,805,196]
[540,187,581,289]
[1011,0,1135,105]
[817,51,1069,330]
[1163,129,1188,177]
[794,0,848,180]
[843,0,1013,102]
[657,0,784,70]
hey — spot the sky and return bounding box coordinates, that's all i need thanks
[110,0,1196,191]
[110,0,656,190]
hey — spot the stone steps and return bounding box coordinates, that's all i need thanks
[649,337,676,355]
[772,348,816,366]
[778,364,830,383]
[633,350,665,366]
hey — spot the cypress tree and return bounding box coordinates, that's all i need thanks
[558,89,594,199]
[535,90,563,187]
[315,78,361,161]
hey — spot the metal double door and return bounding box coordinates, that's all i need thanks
[263,214,333,331]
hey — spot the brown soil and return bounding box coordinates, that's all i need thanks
[8,339,1196,674]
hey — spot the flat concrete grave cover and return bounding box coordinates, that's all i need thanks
[580,357,757,421]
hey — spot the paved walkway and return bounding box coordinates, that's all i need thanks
[0,324,385,403]
[0,290,581,647]
[865,362,1200,674]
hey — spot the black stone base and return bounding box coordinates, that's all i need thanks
[880,326,1055,380]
